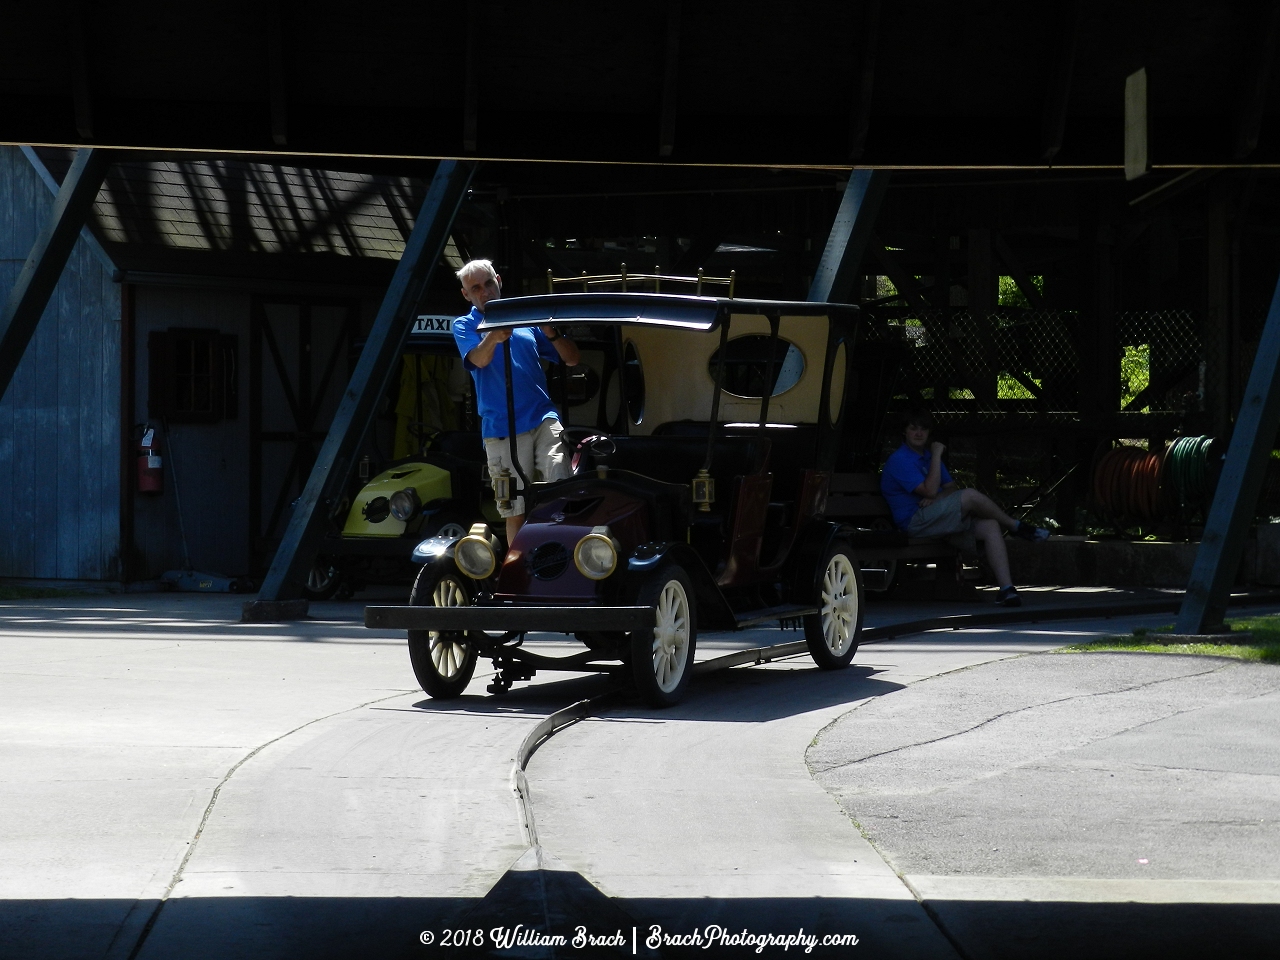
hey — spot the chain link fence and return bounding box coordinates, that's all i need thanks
[860,306,1203,417]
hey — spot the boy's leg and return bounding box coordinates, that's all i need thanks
[958,488,1019,531]
[972,517,1013,587]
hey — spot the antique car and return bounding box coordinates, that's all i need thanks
[366,289,869,705]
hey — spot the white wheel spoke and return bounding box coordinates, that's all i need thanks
[423,576,471,681]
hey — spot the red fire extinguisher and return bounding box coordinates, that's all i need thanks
[137,425,163,494]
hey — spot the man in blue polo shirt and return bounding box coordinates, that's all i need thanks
[881,410,1048,607]
[452,259,580,543]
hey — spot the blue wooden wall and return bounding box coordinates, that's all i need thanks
[0,146,122,580]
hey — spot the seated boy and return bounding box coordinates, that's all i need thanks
[880,410,1048,607]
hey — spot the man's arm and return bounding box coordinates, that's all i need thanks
[465,328,511,369]
[539,324,580,366]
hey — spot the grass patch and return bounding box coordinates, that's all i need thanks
[0,585,81,601]
[1063,614,1280,663]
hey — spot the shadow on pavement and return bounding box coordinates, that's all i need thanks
[6,887,1277,960]
[404,661,902,725]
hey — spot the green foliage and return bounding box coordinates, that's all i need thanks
[997,275,1043,307]
[998,372,1041,400]
[1120,344,1150,409]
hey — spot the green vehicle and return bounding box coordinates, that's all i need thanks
[303,318,497,599]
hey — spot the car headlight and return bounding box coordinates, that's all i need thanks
[574,526,619,580]
[389,487,421,522]
[455,523,498,579]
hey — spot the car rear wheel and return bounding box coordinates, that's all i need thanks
[803,540,862,669]
[407,565,478,699]
[630,565,696,706]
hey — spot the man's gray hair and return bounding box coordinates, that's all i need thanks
[456,258,497,283]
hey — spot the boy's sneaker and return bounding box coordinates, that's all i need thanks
[1014,521,1050,542]
[996,585,1021,607]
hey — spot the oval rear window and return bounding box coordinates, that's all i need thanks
[708,335,804,398]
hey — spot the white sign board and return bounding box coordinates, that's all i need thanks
[413,315,455,335]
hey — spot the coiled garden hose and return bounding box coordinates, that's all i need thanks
[1093,446,1164,521]
[1091,435,1217,524]
[1165,435,1216,510]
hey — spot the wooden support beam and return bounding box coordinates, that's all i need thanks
[657,0,682,158]
[69,0,93,140]
[1124,68,1150,181]
[268,0,288,146]
[848,0,881,161]
[869,236,929,308]
[1039,0,1081,163]
[1235,0,1280,159]
[463,0,478,153]
[19,146,116,274]
[807,169,889,303]
[0,148,111,403]
[1176,263,1280,633]
[1206,195,1233,437]
[252,159,476,605]
[968,227,1000,409]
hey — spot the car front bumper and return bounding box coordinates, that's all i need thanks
[364,604,655,633]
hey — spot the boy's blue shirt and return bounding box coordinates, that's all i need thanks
[880,443,954,531]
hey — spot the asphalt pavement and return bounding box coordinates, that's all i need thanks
[0,586,1276,959]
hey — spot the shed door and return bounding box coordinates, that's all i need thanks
[250,297,358,572]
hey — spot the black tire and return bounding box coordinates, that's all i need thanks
[629,565,697,706]
[303,557,342,600]
[802,538,863,669]
[407,564,479,699]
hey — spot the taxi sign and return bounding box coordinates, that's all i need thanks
[412,315,455,336]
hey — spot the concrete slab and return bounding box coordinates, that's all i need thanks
[809,648,1280,959]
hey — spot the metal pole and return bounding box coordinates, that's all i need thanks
[1,148,111,402]
[251,159,476,610]
[807,168,890,304]
[1176,266,1280,633]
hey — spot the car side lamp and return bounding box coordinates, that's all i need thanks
[692,468,716,512]
[492,467,514,511]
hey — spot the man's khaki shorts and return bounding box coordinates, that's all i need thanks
[484,418,569,517]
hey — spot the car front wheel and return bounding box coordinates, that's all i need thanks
[803,539,862,669]
[407,565,479,699]
[630,565,697,706]
[303,557,342,600]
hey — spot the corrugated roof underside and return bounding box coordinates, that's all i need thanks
[90,159,425,259]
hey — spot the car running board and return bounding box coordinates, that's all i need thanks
[732,604,819,628]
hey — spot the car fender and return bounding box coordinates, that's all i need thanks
[623,542,738,631]
[411,532,464,566]
[784,519,851,602]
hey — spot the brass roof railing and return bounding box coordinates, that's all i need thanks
[546,264,735,297]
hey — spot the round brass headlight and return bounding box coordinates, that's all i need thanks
[455,530,497,580]
[574,528,619,580]
[389,487,421,522]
